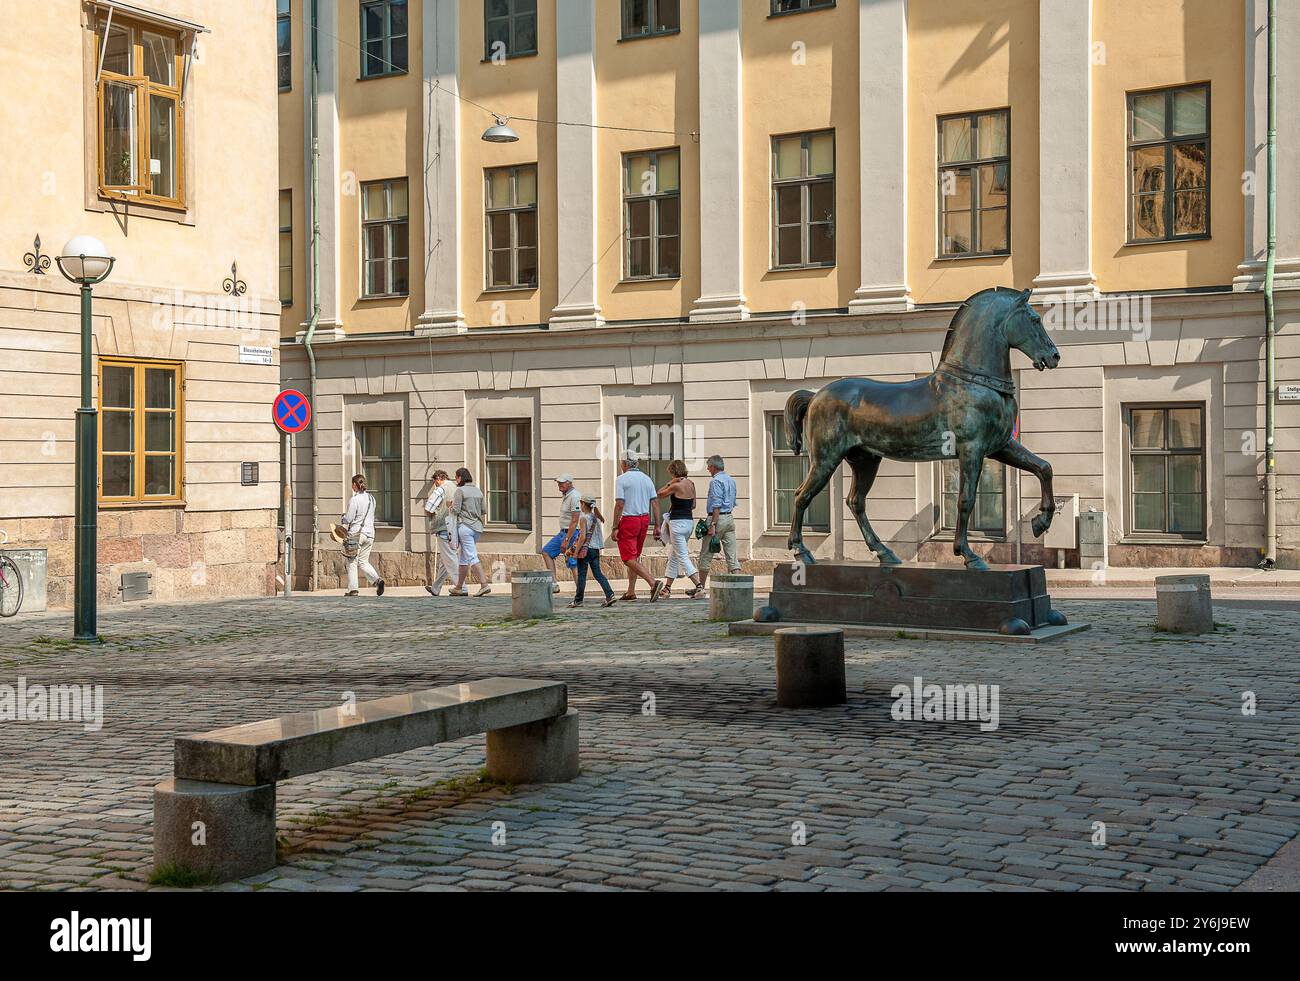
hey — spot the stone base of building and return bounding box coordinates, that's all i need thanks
[2,509,280,610]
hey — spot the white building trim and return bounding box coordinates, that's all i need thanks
[690,0,749,324]
[300,0,344,341]
[848,0,912,315]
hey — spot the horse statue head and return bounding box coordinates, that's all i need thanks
[943,287,1060,378]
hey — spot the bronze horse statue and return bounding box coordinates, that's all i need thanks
[784,287,1060,572]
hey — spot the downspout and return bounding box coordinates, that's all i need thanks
[1263,0,1278,568]
[304,0,322,590]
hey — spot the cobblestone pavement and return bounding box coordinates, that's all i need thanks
[0,591,1297,892]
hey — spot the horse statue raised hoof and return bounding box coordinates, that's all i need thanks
[782,287,1061,573]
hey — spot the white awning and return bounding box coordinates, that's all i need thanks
[90,0,210,35]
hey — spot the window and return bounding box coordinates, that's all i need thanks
[768,414,829,531]
[772,131,835,269]
[485,0,537,60]
[482,421,532,529]
[1126,405,1206,537]
[485,165,538,289]
[1128,84,1209,242]
[95,15,186,208]
[619,417,676,491]
[624,149,681,280]
[362,179,409,297]
[360,0,408,78]
[771,0,835,13]
[99,359,183,504]
[357,422,403,527]
[622,0,679,39]
[938,110,1010,257]
[279,190,293,305]
[940,460,1006,535]
[277,0,291,90]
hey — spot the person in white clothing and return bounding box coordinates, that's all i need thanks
[423,469,459,596]
[341,474,385,597]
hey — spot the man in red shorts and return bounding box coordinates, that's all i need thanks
[611,454,663,602]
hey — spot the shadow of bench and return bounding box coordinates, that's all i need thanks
[152,678,578,883]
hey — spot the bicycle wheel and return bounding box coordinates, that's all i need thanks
[0,556,23,618]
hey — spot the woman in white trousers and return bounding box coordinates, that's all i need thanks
[654,459,702,600]
[342,474,385,597]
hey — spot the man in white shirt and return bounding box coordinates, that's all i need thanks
[541,474,582,594]
[611,455,662,601]
[341,473,384,597]
[423,469,458,597]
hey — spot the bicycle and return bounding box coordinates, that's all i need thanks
[0,530,24,618]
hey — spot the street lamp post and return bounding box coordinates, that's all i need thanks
[55,236,115,643]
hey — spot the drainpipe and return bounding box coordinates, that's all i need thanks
[304,0,322,590]
[1263,0,1278,569]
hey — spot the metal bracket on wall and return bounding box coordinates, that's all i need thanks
[222,261,247,297]
[23,235,50,275]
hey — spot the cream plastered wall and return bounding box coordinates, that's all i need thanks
[1092,0,1244,293]
[280,0,307,333]
[907,0,1041,305]
[459,0,557,328]
[740,0,861,314]
[594,2,700,323]
[337,0,426,334]
[0,0,278,304]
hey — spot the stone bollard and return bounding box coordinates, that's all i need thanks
[512,572,554,620]
[1155,574,1213,634]
[775,627,846,708]
[709,573,755,622]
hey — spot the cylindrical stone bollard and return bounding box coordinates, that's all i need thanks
[709,573,755,622]
[775,627,846,708]
[512,572,554,620]
[1155,574,1213,634]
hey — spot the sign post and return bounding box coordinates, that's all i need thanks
[274,390,312,598]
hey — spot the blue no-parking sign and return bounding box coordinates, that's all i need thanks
[274,389,312,435]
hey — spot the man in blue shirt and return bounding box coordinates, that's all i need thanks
[698,454,741,589]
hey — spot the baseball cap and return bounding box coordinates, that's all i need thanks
[580,494,598,505]
[551,474,574,484]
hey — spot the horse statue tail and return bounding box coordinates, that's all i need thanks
[785,390,816,456]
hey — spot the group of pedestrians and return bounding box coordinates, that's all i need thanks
[338,454,742,605]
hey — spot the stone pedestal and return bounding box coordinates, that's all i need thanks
[486,708,580,784]
[511,572,554,620]
[153,778,276,883]
[709,573,754,622]
[775,627,847,708]
[1155,574,1213,634]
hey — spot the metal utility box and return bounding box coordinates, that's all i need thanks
[1078,509,1109,570]
[121,571,153,602]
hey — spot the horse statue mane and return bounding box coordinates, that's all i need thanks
[939,286,1024,361]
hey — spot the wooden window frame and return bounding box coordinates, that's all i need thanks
[617,416,677,492]
[623,148,681,281]
[95,13,188,210]
[359,0,408,79]
[277,0,292,91]
[936,109,1012,259]
[481,419,533,530]
[279,189,293,306]
[1124,403,1207,540]
[1126,83,1211,244]
[356,421,404,529]
[771,130,836,270]
[361,178,409,298]
[938,459,1008,539]
[98,358,185,508]
[769,0,836,17]
[767,413,829,532]
[484,0,538,61]
[485,165,539,291]
[621,0,680,40]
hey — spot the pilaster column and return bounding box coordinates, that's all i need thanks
[549,0,603,330]
[690,0,748,324]
[418,0,466,334]
[299,0,344,341]
[1236,0,1300,291]
[1032,0,1098,301]
[848,0,911,315]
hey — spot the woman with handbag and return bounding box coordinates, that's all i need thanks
[654,459,703,599]
[568,494,616,609]
[341,474,385,597]
[450,468,491,597]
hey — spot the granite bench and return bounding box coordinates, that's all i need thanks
[152,678,579,883]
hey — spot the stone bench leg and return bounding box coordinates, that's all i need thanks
[153,778,277,883]
[486,708,579,784]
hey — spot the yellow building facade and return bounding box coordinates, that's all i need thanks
[1,0,283,609]
[280,0,1300,586]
